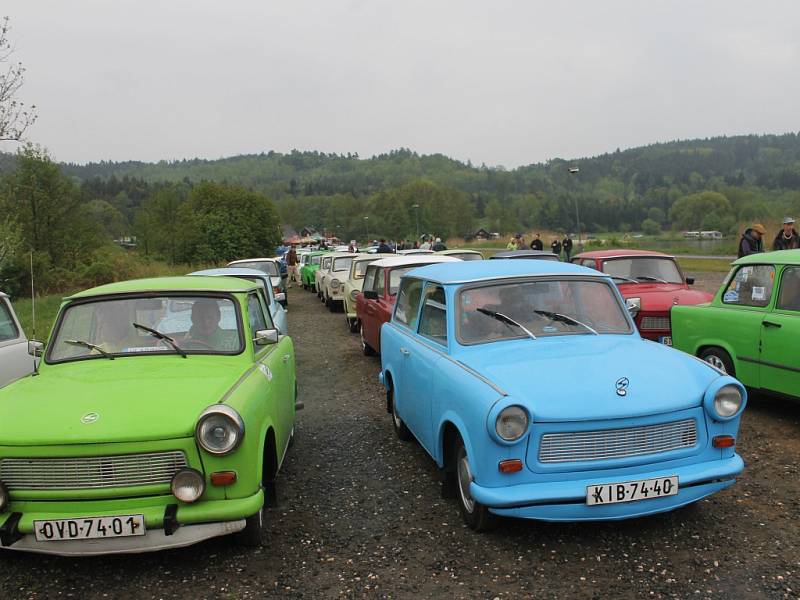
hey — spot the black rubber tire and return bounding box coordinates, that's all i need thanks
[454,436,497,532]
[699,347,735,376]
[347,317,359,333]
[360,323,376,356]
[388,381,412,441]
[235,506,266,547]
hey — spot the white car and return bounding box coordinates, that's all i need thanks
[343,254,393,331]
[315,255,334,298]
[320,253,359,310]
[0,292,34,388]
[227,258,287,307]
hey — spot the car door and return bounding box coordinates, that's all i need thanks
[0,297,31,388]
[362,267,386,352]
[759,265,800,397]
[401,283,448,454]
[388,277,425,436]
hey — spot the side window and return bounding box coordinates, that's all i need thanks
[0,300,19,342]
[363,266,376,292]
[777,267,800,312]
[374,268,385,294]
[394,278,425,329]
[418,285,448,345]
[582,259,597,269]
[247,293,268,335]
[256,288,276,328]
[722,265,775,308]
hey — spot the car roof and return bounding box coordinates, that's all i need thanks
[353,253,392,262]
[0,291,7,299]
[67,276,258,299]
[735,249,800,266]
[228,257,281,265]
[575,249,673,259]
[490,250,559,259]
[189,267,270,280]
[369,255,461,269]
[330,252,359,258]
[437,249,482,256]
[406,258,606,285]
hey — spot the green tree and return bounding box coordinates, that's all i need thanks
[641,218,661,235]
[176,182,281,263]
[0,17,36,141]
[668,191,733,230]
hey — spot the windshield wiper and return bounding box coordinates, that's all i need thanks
[610,276,639,284]
[65,339,115,359]
[534,310,599,335]
[636,275,668,283]
[132,323,187,358]
[477,308,537,340]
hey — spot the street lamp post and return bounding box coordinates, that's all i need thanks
[412,204,420,238]
[568,166,582,249]
[364,216,369,242]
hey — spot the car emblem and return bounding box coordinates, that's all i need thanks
[615,378,629,397]
[81,412,100,424]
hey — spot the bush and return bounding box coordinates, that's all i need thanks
[641,218,661,235]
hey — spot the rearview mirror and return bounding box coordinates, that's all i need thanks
[686,277,695,285]
[275,292,286,303]
[254,329,279,346]
[28,340,44,357]
[364,290,379,300]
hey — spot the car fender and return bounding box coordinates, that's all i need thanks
[434,414,475,470]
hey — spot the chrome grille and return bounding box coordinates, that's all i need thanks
[539,419,697,464]
[640,316,671,330]
[0,451,187,490]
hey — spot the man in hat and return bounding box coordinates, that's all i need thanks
[773,217,800,251]
[738,223,766,257]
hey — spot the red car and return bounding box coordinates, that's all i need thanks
[572,249,713,344]
[356,255,460,356]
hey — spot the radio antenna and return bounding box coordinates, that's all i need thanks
[30,251,38,375]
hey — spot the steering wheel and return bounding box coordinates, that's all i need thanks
[181,339,214,350]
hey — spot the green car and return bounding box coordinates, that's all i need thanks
[0,276,298,555]
[672,250,799,400]
[300,250,328,290]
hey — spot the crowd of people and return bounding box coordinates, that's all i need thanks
[738,217,799,257]
[506,233,575,261]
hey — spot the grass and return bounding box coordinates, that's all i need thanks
[13,293,67,340]
[675,257,734,273]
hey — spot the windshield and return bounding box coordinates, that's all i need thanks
[353,259,379,278]
[311,256,321,265]
[48,296,243,362]
[458,279,631,344]
[602,257,683,284]
[232,261,280,277]
[448,252,483,261]
[333,257,354,273]
[389,265,437,295]
[322,257,332,270]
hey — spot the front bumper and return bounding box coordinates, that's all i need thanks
[0,489,263,555]
[471,454,743,522]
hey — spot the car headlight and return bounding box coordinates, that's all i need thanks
[195,405,245,455]
[330,279,340,290]
[626,297,641,317]
[171,468,205,503]
[714,384,743,418]
[0,481,9,512]
[350,289,359,301]
[495,405,529,441]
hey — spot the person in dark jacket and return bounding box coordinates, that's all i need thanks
[431,237,447,251]
[737,224,766,257]
[562,235,573,261]
[551,238,562,258]
[377,238,393,254]
[773,217,800,251]
[530,234,543,251]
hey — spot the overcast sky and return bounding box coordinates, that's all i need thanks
[2,1,799,167]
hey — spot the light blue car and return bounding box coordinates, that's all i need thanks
[379,260,746,530]
[188,268,288,335]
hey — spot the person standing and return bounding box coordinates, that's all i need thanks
[377,238,393,254]
[738,224,766,257]
[551,238,562,259]
[562,234,574,261]
[419,236,432,250]
[773,217,800,250]
[530,234,543,251]
[432,237,447,251]
[286,245,300,287]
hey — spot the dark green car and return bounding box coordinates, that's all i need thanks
[672,250,799,400]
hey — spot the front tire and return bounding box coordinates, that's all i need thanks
[236,506,266,547]
[454,436,497,532]
[699,347,735,375]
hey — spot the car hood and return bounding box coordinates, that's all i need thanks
[457,335,719,422]
[0,357,248,446]
[617,283,713,312]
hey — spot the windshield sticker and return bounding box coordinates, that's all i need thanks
[543,325,558,333]
[736,268,752,282]
[723,290,739,303]
[751,286,766,301]
[121,346,162,352]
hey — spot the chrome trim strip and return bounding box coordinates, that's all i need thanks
[740,355,800,374]
[386,323,507,396]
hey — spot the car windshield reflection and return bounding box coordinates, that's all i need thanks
[602,258,683,284]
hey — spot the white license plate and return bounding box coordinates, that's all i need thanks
[586,476,678,506]
[34,514,146,542]
[659,336,672,346]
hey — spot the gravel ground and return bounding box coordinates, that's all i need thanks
[2,276,799,599]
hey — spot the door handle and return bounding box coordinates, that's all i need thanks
[400,347,410,356]
[762,320,782,328]
[282,354,291,363]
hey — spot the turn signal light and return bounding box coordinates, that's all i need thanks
[712,435,736,449]
[210,471,238,486]
[498,459,524,474]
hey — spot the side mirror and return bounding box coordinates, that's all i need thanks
[28,340,44,357]
[625,297,641,318]
[281,273,289,279]
[686,277,695,285]
[254,329,279,346]
[364,290,379,301]
[275,292,286,303]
